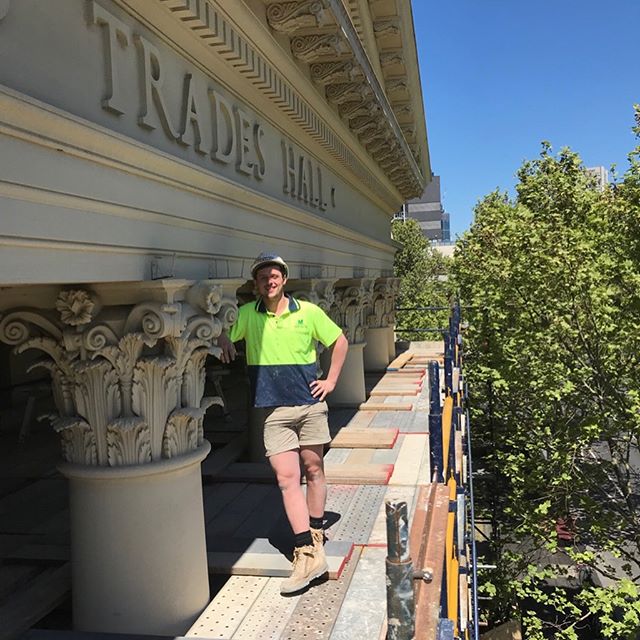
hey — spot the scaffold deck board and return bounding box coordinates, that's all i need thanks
[327,546,387,640]
[388,434,430,486]
[329,427,398,449]
[369,388,419,396]
[206,539,354,579]
[358,402,414,411]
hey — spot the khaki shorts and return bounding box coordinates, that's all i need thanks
[258,402,330,457]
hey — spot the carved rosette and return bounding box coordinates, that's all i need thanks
[0,283,238,467]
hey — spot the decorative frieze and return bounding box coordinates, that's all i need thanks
[379,51,404,69]
[373,19,401,39]
[0,281,238,467]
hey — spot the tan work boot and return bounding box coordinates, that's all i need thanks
[310,527,325,550]
[280,544,328,594]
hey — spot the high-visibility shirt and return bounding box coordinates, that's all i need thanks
[228,295,343,407]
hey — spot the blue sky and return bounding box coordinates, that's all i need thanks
[411,0,640,238]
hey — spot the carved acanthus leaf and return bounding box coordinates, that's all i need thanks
[379,51,404,68]
[266,1,329,34]
[373,19,401,38]
[310,61,362,85]
[106,418,152,466]
[162,408,202,459]
[132,357,179,461]
[47,415,98,465]
[291,33,350,63]
[73,360,122,466]
[326,82,370,105]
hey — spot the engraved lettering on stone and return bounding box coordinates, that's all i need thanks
[135,34,179,138]
[90,2,131,115]
[179,73,207,152]
[208,89,235,164]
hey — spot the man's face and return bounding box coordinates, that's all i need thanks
[254,265,287,300]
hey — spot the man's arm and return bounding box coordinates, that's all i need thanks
[310,333,348,402]
[216,331,237,364]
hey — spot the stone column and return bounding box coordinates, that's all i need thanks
[321,278,374,406]
[385,277,402,360]
[363,278,398,372]
[0,280,240,635]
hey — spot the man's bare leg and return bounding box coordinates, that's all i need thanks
[300,444,326,520]
[269,449,309,533]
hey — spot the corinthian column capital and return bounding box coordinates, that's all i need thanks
[0,279,241,467]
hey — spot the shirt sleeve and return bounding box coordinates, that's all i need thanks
[227,304,247,343]
[310,305,343,347]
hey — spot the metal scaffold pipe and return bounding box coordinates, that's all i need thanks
[385,501,415,640]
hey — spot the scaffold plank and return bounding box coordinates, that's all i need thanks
[331,485,387,543]
[330,427,398,449]
[388,434,429,485]
[328,546,387,640]
[230,576,301,640]
[414,484,451,640]
[358,402,413,411]
[324,463,394,485]
[186,576,269,638]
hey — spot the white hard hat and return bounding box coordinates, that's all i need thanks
[250,252,289,279]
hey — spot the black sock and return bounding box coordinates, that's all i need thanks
[309,516,324,530]
[294,530,313,548]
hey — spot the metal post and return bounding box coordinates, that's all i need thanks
[429,413,443,483]
[443,331,453,394]
[429,360,441,414]
[385,501,415,640]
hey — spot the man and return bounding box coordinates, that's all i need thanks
[218,252,348,594]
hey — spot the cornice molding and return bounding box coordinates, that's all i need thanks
[154,0,410,205]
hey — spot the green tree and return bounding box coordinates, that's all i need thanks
[453,110,640,639]
[391,217,453,339]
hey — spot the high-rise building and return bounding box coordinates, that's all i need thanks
[402,175,451,242]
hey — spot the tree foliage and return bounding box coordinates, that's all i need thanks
[391,217,453,338]
[453,108,640,638]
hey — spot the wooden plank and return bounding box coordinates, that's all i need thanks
[415,484,451,640]
[369,388,419,396]
[0,563,70,640]
[388,434,429,486]
[358,402,413,411]
[325,463,394,485]
[345,448,374,465]
[330,427,398,449]
[207,539,353,579]
[386,351,413,371]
